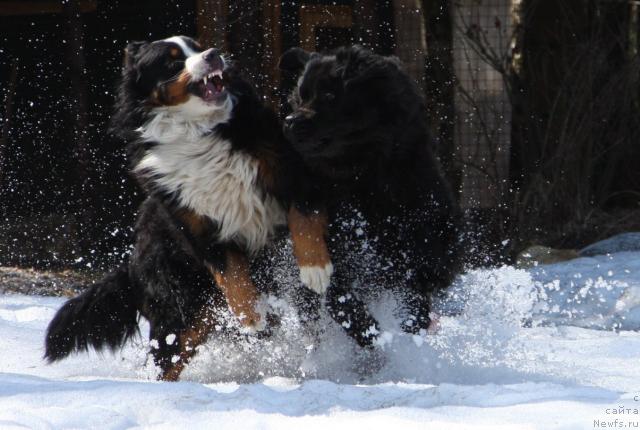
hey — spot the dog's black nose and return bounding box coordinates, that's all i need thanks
[203,48,223,69]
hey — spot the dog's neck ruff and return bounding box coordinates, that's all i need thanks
[138,97,234,143]
[135,106,286,253]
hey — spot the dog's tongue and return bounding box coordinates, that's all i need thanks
[201,75,224,101]
[203,80,217,99]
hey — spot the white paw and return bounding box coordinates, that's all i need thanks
[241,317,267,334]
[237,299,268,334]
[300,263,334,295]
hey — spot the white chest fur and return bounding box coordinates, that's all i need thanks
[135,114,286,253]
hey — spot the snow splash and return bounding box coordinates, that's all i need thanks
[118,239,548,385]
[41,236,640,385]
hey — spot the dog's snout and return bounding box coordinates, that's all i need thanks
[203,48,223,69]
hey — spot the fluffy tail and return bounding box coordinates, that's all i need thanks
[45,266,138,362]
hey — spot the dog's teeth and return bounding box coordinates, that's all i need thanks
[203,76,208,85]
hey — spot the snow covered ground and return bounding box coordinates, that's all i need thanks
[1,242,640,429]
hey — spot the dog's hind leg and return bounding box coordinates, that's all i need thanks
[155,302,221,382]
[175,211,266,332]
[398,287,433,334]
[208,249,265,332]
[325,281,380,348]
[158,249,267,381]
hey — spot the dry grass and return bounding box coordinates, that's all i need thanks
[0,266,100,297]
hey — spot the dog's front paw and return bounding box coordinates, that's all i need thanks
[300,263,334,295]
[239,312,267,334]
[252,313,281,339]
[235,298,269,334]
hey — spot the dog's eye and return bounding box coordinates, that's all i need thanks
[322,92,335,101]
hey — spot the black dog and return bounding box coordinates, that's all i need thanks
[279,46,461,347]
[45,36,333,381]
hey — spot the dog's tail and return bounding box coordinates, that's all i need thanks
[44,266,138,362]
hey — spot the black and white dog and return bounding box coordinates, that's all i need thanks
[45,36,333,381]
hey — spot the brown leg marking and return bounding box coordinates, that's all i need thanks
[161,212,265,381]
[160,305,218,382]
[178,210,262,325]
[161,249,264,382]
[288,207,331,267]
[288,207,333,294]
[209,250,263,330]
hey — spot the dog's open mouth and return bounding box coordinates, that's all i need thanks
[197,70,225,102]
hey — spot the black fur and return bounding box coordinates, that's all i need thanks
[45,267,137,361]
[45,37,303,377]
[280,45,461,345]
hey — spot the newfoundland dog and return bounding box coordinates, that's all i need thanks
[279,45,461,347]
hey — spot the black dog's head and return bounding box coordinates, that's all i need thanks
[111,35,235,136]
[279,46,425,178]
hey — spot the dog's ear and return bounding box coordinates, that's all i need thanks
[279,47,312,75]
[123,41,148,70]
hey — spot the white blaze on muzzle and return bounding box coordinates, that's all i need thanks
[163,36,226,82]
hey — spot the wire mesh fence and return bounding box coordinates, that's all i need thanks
[452,0,517,209]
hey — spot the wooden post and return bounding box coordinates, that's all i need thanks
[298,5,353,52]
[196,0,228,49]
[0,1,96,16]
[353,0,378,49]
[392,0,427,91]
[63,0,92,253]
[0,59,19,187]
[262,1,282,109]
[227,1,267,92]
[63,0,90,178]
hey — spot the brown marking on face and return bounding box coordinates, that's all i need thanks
[159,304,218,382]
[209,250,262,329]
[170,47,180,58]
[159,70,191,106]
[288,206,331,268]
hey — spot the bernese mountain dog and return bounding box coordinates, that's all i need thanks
[44,36,333,381]
[279,46,461,347]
